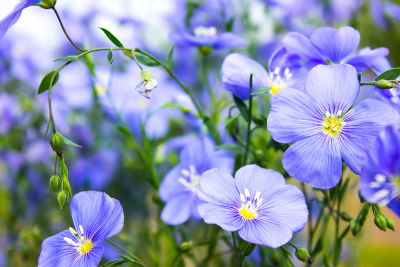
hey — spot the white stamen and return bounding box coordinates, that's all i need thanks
[64,237,78,247]
[375,174,386,183]
[69,227,77,235]
[181,169,190,177]
[369,181,382,188]
[325,111,331,118]
[254,191,261,201]
[337,110,342,117]
[194,26,217,37]
[240,193,246,203]
[244,188,250,199]
[79,225,84,236]
[372,189,389,202]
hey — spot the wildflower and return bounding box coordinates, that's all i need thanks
[282,26,389,73]
[135,69,158,99]
[159,137,234,225]
[359,125,400,217]
[268,64,400,189]
[221,47,305,100]
[0,0,42,40]
[197,165,308,248]
[38,191,124,266]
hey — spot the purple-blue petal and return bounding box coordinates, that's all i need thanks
[344,47,389,73]
[213,32,247,49]
[282,32,324,62]
[388,197,400,218]
[159,165,188,201]
[161,192,194,225]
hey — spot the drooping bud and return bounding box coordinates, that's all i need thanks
[350,219,361,236]
[375,80,395,89]
[50,133,64,155]
[135,71,158,99]
[180,241,192,252]
[49,175,60,192]
[141,69,152,82]
[57,190,67,209]
[295,247,310,262]
[62,176,72,197]
[374,214,387,231]
[386,217,395,231]
[37,0,57,9]
[340,212,352,222]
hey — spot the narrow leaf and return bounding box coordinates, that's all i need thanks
[37,71,59,94]
[251,86,271,95]
[216,143,245,154]
[54,56,79,62]
[134,52,160,66]
[375,67,400,81]
[233,96,249,121]
[167,46,174,67]
[100,27,124,48]
[43,120,51,141]
[57,131,82,148]
[107,49,114,64]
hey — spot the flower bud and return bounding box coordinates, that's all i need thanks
[295,247,310,262]
[340,212,352,222]
[49,175,60,192]
[180,241,192,252]
[374,214,387,231]
[350,219,360,236]
[50,133,64,155]
[375,79,395,89]
[199,46,213,55]
[386,217,395,231]
[57,191,67,209]
[37,0,57,9]
[140,69,152,82]
[62,177,71,197]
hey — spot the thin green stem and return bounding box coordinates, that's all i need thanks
[243,74,253,165]
[200,54,216,111]
[333,180,342,267]
[106,239,146,266]
[52,7,86,52]
[53,155,59,175]
[231,232,241,267]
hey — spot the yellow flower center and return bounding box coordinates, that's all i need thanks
[179,165,200,192]
[78,240,93,255]
[238,189,263,220]
[238,204,258,220]
[322,111,346,137]
[269,67,292,95]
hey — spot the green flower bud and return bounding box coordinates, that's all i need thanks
[37,0,57,9]
[340,212,352,222]
[199,46,213,55]
[62,177,71,196]
[180,241,192,252]
[57,190,67,210]
[350,219,360,236]
[50,133,64,155]
[49,175,60,192]
[140,69,152,82]
[375,79,395,89]
[295,247,310,262]
[386,217,395,231]
[374,214,387,231]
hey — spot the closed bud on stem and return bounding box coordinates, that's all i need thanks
[340,212,352,222]
[199,46,213,55]
[49,175,60,192]
[295,247,310,262]
[375,79,395,89]
[37,0,57,9]
[57,191,67,210]
[140,69,152,82]
[374,214,387,231]
[62,177,71,196]
[180,241,192,252]
[386,217,395,231]
[350,219,361,236]
[50,133,64,155]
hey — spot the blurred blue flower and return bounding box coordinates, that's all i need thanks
[197,165,308,248]
[282,26,389,72]
[38,191,124,266]
[0,93,21,134]
[268,64,400,189]
[221,48,305,100]
[370,0,400,29]
[159,137,234,225]
[360,125,400,217]
[0,0,41,39]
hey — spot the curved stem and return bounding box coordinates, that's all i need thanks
[52,7,86,52]
[106,239,146,266]
[243,74,253,165]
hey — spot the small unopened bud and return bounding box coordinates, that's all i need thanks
[295,247,310,262]
[62,177,71,196]
[374,214,387,231]
[199,46,213,55]
[57,191,67,209]
[340,212,352,222]
[49,175,60,192]
[37,0,57,9]
[386,217,395,231]
[141,69,152,82]
[50,133,64,155]
[180,241,192,252]
[375,79,395,89]
[350,219,361,236]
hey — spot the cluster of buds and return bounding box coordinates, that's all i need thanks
[372,204,395,232]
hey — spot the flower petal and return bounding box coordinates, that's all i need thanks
[282,32,324,62]
[214,32,248,49]
[268,87,321,143]
[198,202,245,232]
[344,47,389,73]
[221,53,269,100]
[161,192,194,225]
[310,26,360,63]
[340,99,400,174]
[283,134,342,189]
[70,191,124,244]
[387,197,400,217]
[159,164,188,201]
[71,244,104,267]
[305,64,359,115]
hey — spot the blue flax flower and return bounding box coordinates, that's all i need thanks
[0,0,41,40]
[197,165,308,247]
[221,47,305,100]
[282,26,389,73]
[268,64,400,189]
[159,137,234,225]
[360,125,400,217]
[38,191,124,266]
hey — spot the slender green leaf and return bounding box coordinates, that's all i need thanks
[115,125,132,139]
[375,67,400,81]
[167,46,174,67]
[161,102,192,113]
[37,71,59,94]
[251,86,270,95]
[107,49,114,64]
[57,131,82,148]
[43,120,51,141]
[233,96,249,121]
[103,259,126,266]
[252,115,267,126]
[134,52,160,66]
[99,27,124,48]
[216,143,245,154]
[54,56,79,62]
